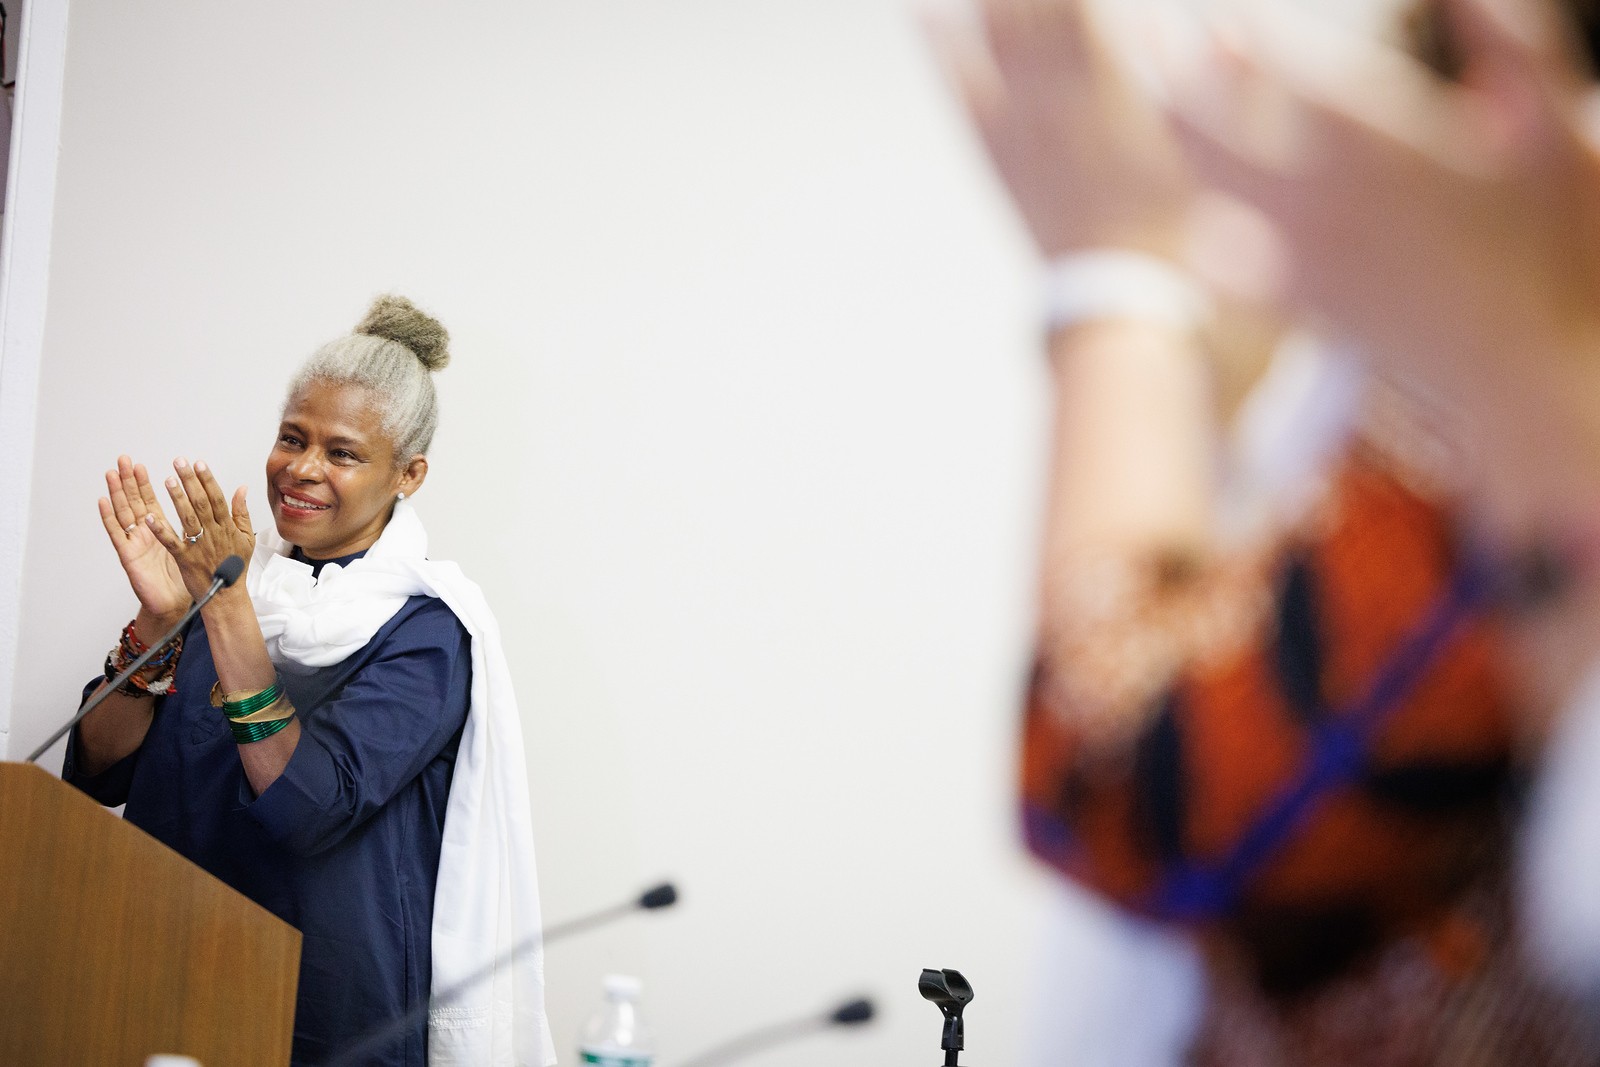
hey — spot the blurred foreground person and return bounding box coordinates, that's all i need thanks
[934,0,1600,1062]
[1158,0,1600,1011]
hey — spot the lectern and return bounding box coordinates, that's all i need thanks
[0,762,300,1066]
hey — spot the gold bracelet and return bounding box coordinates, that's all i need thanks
[208,681,296,722]
[229,693,297,724]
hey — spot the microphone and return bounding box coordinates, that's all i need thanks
[25,555,246,764]
[213,554,245,588]
[920,967,974,1066]
[323,881,680,1067]
[639,882,678,909]
[671,995,877,1067]
[540,879,678,942]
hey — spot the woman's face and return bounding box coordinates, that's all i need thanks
[266,380,426,560]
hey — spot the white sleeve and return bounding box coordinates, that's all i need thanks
[1521,658,1600,1001]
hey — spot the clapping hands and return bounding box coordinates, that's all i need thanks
[1152,0,1600,528]
[934,0,1600,531]
[99,455,255,616]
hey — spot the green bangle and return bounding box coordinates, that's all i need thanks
[229,714,293,745]
[223,683,282,720]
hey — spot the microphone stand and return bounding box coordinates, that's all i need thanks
[322,882,679,1067]
[673,998,875,1067]
[25,556,245,764]
[919,968,974,1067]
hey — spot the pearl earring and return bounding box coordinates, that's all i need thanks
[396,492,406,501]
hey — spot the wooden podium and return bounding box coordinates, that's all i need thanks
[0,762,300,1067]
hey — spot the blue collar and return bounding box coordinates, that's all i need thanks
[290,546,369,579]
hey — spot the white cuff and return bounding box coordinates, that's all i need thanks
[1042,250,1210,334]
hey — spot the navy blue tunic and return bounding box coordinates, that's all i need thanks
[65,551,472,1067]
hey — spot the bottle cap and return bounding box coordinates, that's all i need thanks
[604,974,643,999]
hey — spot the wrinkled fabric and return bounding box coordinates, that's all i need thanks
[251,501,554,1067]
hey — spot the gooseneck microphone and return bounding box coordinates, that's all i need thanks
[25,555,247,764]
[323,881,680,1067]
[541,879,678,942]
[672,996,877,1067]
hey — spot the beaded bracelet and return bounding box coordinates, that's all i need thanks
[117,620,183,679]
[105,620,183,697]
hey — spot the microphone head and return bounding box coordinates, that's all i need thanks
[829,998,875,1026]
[637,882,678,910]
[919,967,973,1008]
[215,555,246,588]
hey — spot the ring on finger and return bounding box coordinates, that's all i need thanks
[183,530,203,545]
[125,523,138,535]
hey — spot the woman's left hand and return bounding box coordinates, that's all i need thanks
[145,457,256,601]
[928,0,1195,259]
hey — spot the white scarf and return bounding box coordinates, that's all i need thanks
[249,500,555,1067]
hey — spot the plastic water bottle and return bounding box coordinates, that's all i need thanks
[579,974,656,1067]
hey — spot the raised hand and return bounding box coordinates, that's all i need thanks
[927,0,1196,258]
[1156,0,1600,525]
[143,457,256,602]
[97,456,191,625]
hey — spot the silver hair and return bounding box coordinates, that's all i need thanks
[283,295,451,462]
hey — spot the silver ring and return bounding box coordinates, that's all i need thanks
[183,530,203,545]
[124,523,138,534]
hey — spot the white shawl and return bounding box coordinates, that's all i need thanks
[248,500,555,1066]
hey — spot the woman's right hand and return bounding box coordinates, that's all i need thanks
[97,455,191,627]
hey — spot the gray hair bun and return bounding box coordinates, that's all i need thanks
[355,294,451,372]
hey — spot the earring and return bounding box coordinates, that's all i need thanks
[396,492,406,501]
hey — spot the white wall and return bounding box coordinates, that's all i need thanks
[0,0,65,766]
[3,1,1058,1063]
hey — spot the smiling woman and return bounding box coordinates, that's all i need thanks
[270,381,429,559]
[62,296,553,1067]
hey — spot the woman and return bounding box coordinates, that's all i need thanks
[65,296,552,1067]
